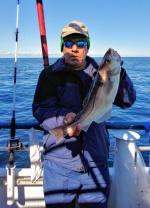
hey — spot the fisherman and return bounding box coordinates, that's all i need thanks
[32,20,136,208]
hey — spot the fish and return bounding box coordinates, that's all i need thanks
[50,48,122,143]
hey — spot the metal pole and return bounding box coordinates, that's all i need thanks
[0,121,149,130]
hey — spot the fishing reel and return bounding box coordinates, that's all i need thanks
[7,138,24,152]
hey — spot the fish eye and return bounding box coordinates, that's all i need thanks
[105,59,110,64]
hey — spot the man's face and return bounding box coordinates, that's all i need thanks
[62,37,88,69]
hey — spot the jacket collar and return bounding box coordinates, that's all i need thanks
[51,56,99,72]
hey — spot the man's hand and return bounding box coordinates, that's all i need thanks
[64,112,81,137]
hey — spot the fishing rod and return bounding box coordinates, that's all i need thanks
[36,0,49,68]
[8,0,22,168]
[6,1,22,205]
[7,0,49,166]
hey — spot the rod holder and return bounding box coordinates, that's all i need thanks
[6,165,16,205]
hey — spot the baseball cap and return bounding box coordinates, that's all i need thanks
[61,20,89,38]
[60,20,90,51]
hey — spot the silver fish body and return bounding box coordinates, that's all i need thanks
[51,48,122,142]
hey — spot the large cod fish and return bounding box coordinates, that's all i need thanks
[51,48,122,143]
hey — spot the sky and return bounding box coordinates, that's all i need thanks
[0,0,150,57]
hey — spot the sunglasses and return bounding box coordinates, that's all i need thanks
[64,40,87,49]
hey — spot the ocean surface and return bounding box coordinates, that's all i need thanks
[0,57,150,168]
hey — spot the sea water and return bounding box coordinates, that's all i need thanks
[0,57,150,167]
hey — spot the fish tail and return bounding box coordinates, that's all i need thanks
[50,127,65,144]
[49,123,80,144]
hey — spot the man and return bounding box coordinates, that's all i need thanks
[32,21,136,208]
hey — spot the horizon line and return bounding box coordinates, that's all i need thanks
[0,53,150,58]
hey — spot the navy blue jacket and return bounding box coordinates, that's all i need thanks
[32,56,136,171]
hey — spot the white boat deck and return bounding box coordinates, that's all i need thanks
[0,129,150,208]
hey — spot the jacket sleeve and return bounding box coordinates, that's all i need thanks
[113,67,136,108]
[32,69,72,131]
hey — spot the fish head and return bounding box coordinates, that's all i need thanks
[99,48,122,80]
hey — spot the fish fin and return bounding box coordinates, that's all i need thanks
[82,92,91,108]
[95,108,112,123]
[82,73,101,108]
[82,109,112,132]
[82,125,91,132]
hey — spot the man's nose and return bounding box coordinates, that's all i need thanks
[71,44,78,51]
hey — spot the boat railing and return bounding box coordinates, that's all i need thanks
[0,121,149,152]
[0,120,148,130]
[0,121,150,208]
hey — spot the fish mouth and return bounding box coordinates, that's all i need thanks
[105,55,111,64]
[105,48,122,65]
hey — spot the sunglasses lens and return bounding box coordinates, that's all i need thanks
[76,41,87,48]
[64,41,73,48]
[64,40,87,49]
